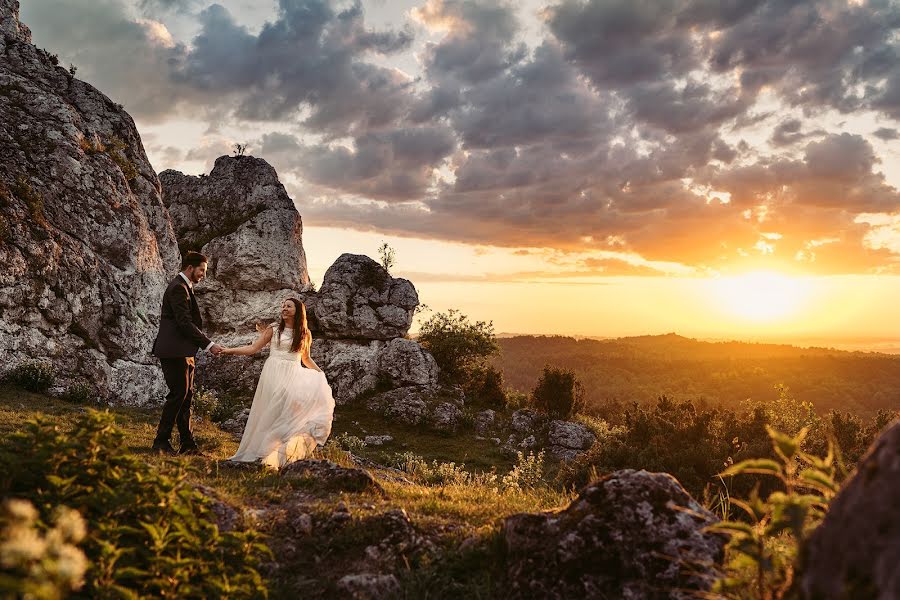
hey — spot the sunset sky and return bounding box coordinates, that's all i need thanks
[21,0,900,348]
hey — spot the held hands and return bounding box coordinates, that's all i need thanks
[210,343,225,356]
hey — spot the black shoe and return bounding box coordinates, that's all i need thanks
[152,440,177,455]
[178,445,206,457]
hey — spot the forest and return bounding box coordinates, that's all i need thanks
[492,333,900,418]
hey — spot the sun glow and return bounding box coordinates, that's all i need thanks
[710,271,813,322]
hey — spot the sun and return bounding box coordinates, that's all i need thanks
[710,271,812,322]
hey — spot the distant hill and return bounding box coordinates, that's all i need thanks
[491,334,900,417]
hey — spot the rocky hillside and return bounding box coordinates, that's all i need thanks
[0,0,178,404]
[159,155,439,406]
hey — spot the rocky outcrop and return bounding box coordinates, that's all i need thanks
[547,420,596,461]
[0,0,178,403]
[316,254,418,340]
[158,159,440,407]
[282,459,383,495]
[797,420,900,600]
[160,155,312,337]
[503,469,726,599]
[312,337,439,404]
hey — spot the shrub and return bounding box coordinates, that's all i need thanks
[503,388,529,411]
[0,498,88,600]
[709,426,838,599]
[377,242,396,274]
[417,309,499,384]
[191,386,220,421]
[62,381,96,404]
[330,432,367,453]
[5,361,55,393]
[390,452,472,486]
[530,365,585,419]
[0,410,270,598]
[462,364,506,409]
[501,450,545,491]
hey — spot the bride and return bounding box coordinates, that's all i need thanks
[222,298,335,469]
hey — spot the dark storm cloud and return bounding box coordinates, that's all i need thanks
[20,0,899,274]
[873,127,899,141]
[137,0,200,16]
[416,0,524,84]
[173,0,414,133]
[770,118,826,146]
[259,127,457,200]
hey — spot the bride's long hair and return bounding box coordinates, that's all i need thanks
[278,298,311,355]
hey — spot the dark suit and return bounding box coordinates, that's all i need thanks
[151,274,212,448]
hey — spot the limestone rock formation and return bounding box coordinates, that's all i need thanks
[547,420,596,461]
[159,158,440,405]
[503,469,726,599]
[0,0,178,403]
[796,420,900,600]
[159,155,312,337]
[316,254,419,340]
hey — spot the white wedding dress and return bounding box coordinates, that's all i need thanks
[228,325,335,469]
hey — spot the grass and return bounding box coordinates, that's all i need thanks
[1,385,577,597]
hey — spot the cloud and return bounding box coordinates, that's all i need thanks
[21,0,188,121]
[173,0,415,133]
[873,127,898,141]
[20,0,900,275]
[261,126,457,200]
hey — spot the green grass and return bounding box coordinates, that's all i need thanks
[331,399,515,473]
[2,385,576,597]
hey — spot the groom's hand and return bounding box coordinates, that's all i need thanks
[210,343,224,355]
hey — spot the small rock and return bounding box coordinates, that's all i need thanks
[510,409,537,433]
[429,401,463,433]
[293,512,313,535]
[519,435,537,449]
[282,459,384,495]
[336,573,400,600]
[363,435,393,446]
[474,409,496,435]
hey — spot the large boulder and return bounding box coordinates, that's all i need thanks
[315,254,418,340]
[796,420,900,600]
[0,1,179,404]
[503,469,726,599]
[300,338,438,405]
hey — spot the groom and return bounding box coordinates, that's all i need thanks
[151,251,223,456]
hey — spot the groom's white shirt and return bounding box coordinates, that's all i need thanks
[179,271,215,352]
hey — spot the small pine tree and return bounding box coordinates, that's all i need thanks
[530,365,585,420]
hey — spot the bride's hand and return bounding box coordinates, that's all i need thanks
[220,347,233,355]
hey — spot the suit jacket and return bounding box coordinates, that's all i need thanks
[151,275,212,358]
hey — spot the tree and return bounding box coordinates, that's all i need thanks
[417,309,499,383]
[233,143,248,157]
[530,365,585,419]
[377,242,396,273]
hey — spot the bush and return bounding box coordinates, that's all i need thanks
[329,432,367,453]
[0,498,88,599]
[461,364,506,409]
[191,386,221,421]
[62,381,96,404]
[530,365,584,420]
[5,361,55,393]
[417,309,499,384]
[390,452,472,486]
[501,450,545,491]
[0,410,270,598]
[710,426,838,599]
